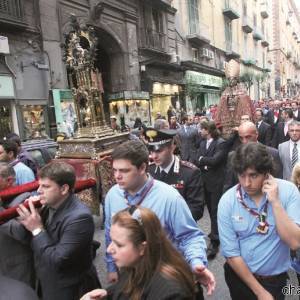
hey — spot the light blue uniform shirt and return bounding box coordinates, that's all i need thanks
[105,176,207,273]
[13,161,35,186]
[218,179,300,276]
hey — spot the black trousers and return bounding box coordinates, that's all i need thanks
[204,185,223,243]
[224,263,288,300]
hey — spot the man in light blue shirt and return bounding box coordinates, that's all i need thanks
[0,140,35,185]
[105,140,215,298]
[218,142,300,300]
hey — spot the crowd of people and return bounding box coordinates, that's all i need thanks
[0,99,300,299]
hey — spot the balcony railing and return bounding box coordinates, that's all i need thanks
[253,27,263,40]
[223,0,240,20]
[260,1,269,19]
[0,0,27,29]
[225,41,240,58]
[242,16,253,33]
[139,28,167,52]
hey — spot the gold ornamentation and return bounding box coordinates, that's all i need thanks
[146,130,157,141]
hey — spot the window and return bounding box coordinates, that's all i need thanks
[192,48,200,62]
[243,33,248,57]
[152,9,164,33]
[188,0,199,34]
[225,19,232,50]
[242,0,247,16]
[253,14,257,27]
[0,0,23,19]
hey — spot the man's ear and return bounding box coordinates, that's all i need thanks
[139,162,147,173]
[61,184,70,195]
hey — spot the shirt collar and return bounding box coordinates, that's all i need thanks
[160,155,175,174]
[123,175,152,203]
[240,186,267,209]
[290,140,299,147]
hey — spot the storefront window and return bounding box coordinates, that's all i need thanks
[151,95,172,120]
[109,100,150,128]
[22,105,46,139]
[0,105,12,139]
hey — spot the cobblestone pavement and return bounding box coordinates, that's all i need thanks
[93,206,299,300]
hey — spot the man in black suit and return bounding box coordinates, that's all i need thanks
[291,100,300,121]
[255,109,272,146]
[146,128,204,221]
[11,162,100,300]
[271,108,293,148]
[223,121,283,192]
[265,100,283,126]
[194,121,228,259]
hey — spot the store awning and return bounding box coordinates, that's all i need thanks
[185,70,223,88]
[108,91,150,102]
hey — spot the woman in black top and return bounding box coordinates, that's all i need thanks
[81,207,195,300]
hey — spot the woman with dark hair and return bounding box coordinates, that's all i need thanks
[81,207,195,300]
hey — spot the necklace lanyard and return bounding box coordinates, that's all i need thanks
[236,184,269,234]
[124,178,154,207]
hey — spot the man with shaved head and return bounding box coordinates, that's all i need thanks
[223,121,283,191]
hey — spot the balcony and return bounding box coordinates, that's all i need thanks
[223,0,240,20]
[253,27,263,41]
[186,21,210,46]
[263,64,272,72]
[242,57,256,66]
[242,17,253,33]
[225,41,240,59]
[139,28,167,53]
[0,0,27,29]
[260,2,269,19]
[261,37,269,47]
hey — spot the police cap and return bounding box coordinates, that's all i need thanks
[144,127,177,151]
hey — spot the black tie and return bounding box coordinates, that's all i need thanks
[160,170,167,180]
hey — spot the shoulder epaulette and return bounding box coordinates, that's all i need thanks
[180,160,198,170]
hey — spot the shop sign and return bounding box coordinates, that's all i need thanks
[0,75,14,97]
[185,71,222,88]
[109,91,150,101]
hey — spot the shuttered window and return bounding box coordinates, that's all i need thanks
[0,0,23,19]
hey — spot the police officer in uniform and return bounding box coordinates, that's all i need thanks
[145,128,205,221]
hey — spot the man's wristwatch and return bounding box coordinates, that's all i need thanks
[32,227,44,236]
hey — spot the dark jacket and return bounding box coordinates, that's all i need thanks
[4,194,100,300]
[257,121,272,146]
[107,271,193,300]
[149,157,205,221]
[0,192,35,288]
[271,121,290,148]
[0,275,39,300]
[194,138,227,192]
